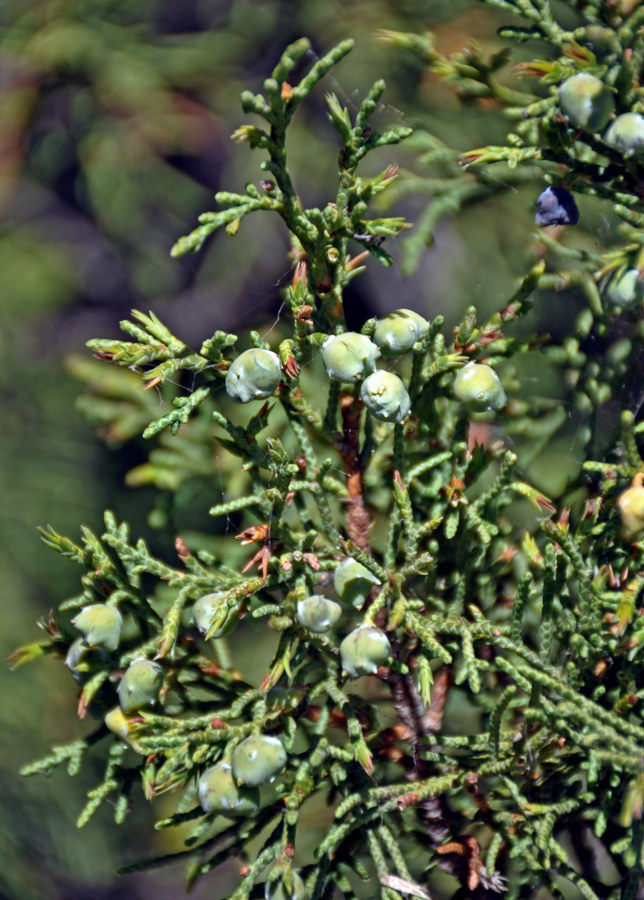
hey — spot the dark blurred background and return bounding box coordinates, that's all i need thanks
[0,1,580,897]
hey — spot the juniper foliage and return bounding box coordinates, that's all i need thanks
[12,5,644,899]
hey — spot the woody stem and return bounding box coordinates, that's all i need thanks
[338,391,373,552]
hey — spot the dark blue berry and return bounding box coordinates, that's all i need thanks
[535,187,579,227]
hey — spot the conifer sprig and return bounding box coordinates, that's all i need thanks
[15,20,644,900]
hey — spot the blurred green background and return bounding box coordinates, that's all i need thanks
[0,1,589,897]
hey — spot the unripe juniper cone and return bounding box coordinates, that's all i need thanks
[333,557,381,609]
[558,73,614,131]
[372,308,428,357]
[453,362,506,412]
[296,595,342,632]
[117,659,164,713]
[192,592,238,638]
[64,638,88,682]
[618,474,644,539]
[231,735,287,786]
[104,707,143,753]
[360,370,411,422]
[604,112,644,157]
[579,25,621,60]
[72,604,122,651]
[321,332,380,382]
[225,348,282,402]
[198,763,260,816]
[340,624,391,677]
[603,268,644,307]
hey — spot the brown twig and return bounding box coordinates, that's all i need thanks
[384,665,451,838]
[338,391,372,551]
[384,664,505,893]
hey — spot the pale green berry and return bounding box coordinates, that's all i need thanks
[192,592,238,638]
[322,332,380,382]
[118,658,164,713]
[225,348,282,403]
[64,638,85,667]
[198,762,260,816]
[360,370,411,423]
[618,478,644,539]
[373,308,428,357]
[558,73,614,131]
[340,624,391,677]
[603,268,644,307]
[65,637,94,684]
[333,557,381,609]
[296,595,342,633]
[72,604,122,651]
[453,362,506,412]
[604,113,644,157]
[578,26,621,61]
[265,871,308,900]
[231,734,287,786]
[104,706,144,753]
